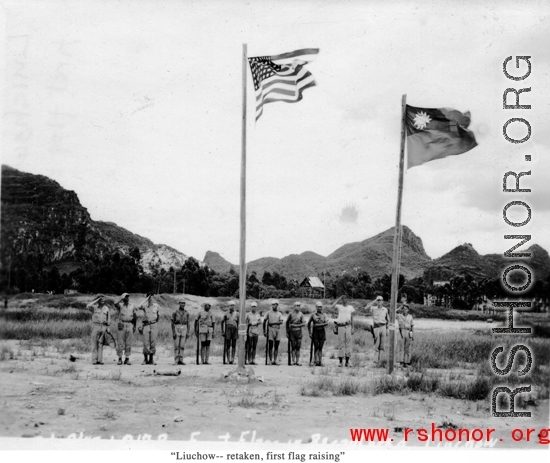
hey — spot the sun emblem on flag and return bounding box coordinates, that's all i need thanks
[413,111,432,130]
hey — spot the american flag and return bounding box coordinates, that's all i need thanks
[248,48,319,121]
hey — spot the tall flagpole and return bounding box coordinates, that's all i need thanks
[387,94,407,375]
[237,43,248,372]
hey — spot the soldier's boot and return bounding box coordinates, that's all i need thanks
[142,354,148,365]
[231,346,236,364]
[296,351,301,366]
[117,357,123,365]
[125,357,131,365]
[205,346,210,365]
[345,356,350,367]
[200,346,205,364]
[338,357,343,367]
[150,355,156,365]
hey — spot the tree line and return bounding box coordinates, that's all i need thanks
[2,250,549,311]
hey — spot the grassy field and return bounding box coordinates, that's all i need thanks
[1,293,549,407]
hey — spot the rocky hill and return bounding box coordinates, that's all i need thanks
[208,228,550,283]
[1,165,190,274]
[208,226,433,281]
[203,251,235,273]
[424,242,550,282]
[4,165,549,285]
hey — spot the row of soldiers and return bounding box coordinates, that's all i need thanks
[86,294,414,367]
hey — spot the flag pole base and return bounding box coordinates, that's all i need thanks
[223,366,262,383]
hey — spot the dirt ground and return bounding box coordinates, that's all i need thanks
[1,322,548,449]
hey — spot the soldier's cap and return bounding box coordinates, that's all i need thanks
[251,302,258,307]
[271,300,279,305]
[203,302,211,308]
[293,302,301,307]
[178,301,186,305]
[229,301,236,306]
[96,294,105,299]
[375,295,383,301]
[315,301,323,307]
[402,304,410,309]
[121,293,130,298]
[146,292,154,298]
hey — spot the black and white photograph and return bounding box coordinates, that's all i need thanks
[1,0,549,459]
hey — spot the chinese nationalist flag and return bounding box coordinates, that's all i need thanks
[405,105,478,169]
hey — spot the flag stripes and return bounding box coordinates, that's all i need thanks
[248,49,319,120]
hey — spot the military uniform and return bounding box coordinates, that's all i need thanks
[372,304,388,362]
[287,310,305,365]
[223,309,239,364]
[171,307,190,364]
[245,311,261,364]
[335,303,354,366]
[196,309,215,364]
[308,311,328,366]
[265,309,283,365]
[397,311,414,365]
[88,301,110,365]
[115,301,136,364]
[139,301,159,364]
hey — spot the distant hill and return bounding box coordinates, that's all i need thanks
[1,165,190,275]
[4,164,549,286]
[425,242,550,282]
[208,226,433,281]
[203,251,235,273]
[208,227,550,283]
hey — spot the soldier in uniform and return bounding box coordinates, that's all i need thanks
[86,294,111,365]
[369,295,389,365]
[222,301,239,364]
[334,295,355,367]
[396,303,414,366]
[286,302,306,366]
[137,293,160,365]
[264,300,284,365]
[196,302,215,365]
[114,292,137,365]
[308,301,329,366]
[171,301,190,365]
[245,302,261,365]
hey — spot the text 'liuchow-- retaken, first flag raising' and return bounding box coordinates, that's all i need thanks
[248,48,319,121]
[405,105,478,168]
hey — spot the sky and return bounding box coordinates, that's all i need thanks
[2,0,549,266]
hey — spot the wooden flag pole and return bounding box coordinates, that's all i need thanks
[237,43,248,372]
[387,94,407,375]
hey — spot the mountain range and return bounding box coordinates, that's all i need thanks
[204,231,550,282]
[2,164,549,283]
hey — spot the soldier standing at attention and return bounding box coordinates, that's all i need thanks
[137,293,160,365]
[308,301,329,366]
[286,302,306,366]
[396,303,414,366]
[334,295,355,367]
[171,301,190,365]
[196,302,215,365]
[86,295,110,365]
[114,292,137,365]
[245,302,261,365]
[222,301,239,364]
[265,300,284,365]
[369,295,389,365]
